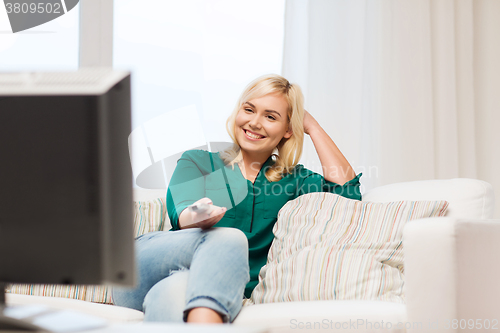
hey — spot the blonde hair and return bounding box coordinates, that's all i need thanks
[220,74,305,182]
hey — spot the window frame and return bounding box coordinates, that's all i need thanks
[79,0,113,67]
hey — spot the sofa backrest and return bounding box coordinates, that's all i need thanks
[362,178,494,219]
[132,178,495,222]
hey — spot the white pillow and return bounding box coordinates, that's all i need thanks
[247,193,449,305]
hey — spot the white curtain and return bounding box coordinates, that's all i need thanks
[283,0,500,218]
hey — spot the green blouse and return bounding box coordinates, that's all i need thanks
[167,150,362,297]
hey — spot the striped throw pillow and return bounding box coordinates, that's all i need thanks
[132,198,168,237]
[246,193,448,305]
[8,197,167,304]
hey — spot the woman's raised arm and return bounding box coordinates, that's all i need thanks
[303,110,356,185]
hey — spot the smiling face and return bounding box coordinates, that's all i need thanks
[234,92,293,160]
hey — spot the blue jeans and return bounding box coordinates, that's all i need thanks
[112,227,250,323]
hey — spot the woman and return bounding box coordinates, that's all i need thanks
[113,74,361,324]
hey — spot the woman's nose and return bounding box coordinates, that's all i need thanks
[248,115,262,129]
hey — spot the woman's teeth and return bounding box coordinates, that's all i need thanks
[245,130,264,139]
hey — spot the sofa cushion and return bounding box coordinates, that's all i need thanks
[6,294,144,323]
[133,197,169,236]
[133,188,171,230]
[247,193,448,305]
[7,284,114,305]
[235,300,407,333]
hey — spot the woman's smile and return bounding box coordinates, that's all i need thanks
[243,129,266,140]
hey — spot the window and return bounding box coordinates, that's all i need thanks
[0,3,79,71]
[114,0,285,187]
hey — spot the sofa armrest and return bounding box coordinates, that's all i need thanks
[404,217,500,333]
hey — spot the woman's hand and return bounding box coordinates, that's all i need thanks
[303,110,320,135]
[179,197,227,230]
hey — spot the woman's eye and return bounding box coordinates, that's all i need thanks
[267,115,276,120]
[244,108,253,112]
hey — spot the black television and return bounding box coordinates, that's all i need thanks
[0,69,135,330]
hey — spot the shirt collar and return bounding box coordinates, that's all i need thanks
[256,155,275,180]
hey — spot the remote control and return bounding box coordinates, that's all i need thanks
[189,203,214,214]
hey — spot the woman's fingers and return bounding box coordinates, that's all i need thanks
[197,207,227,229]
[192,197,212,208]
[200,197,212,205]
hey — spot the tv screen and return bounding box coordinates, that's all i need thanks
[0,69,135,287]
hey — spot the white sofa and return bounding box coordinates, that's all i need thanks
[7,178,498,333]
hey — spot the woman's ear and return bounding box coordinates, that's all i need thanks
[284,126,293,139]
